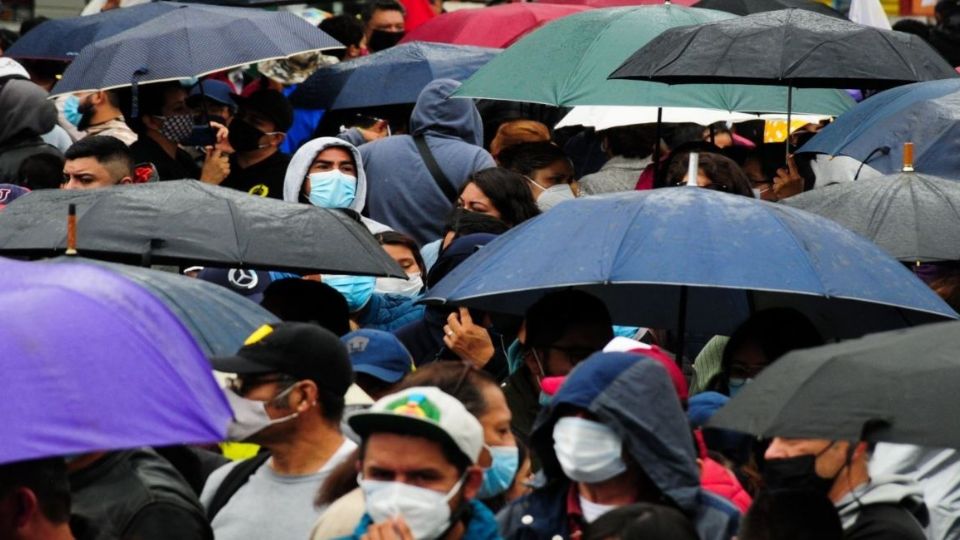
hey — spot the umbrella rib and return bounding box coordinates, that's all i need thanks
[765,207,830,295]
[223,193,245,266]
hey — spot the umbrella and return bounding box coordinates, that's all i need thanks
[422,188,956,340]
[708,320,960,448]
[783,171,960,263]
[694,0,845,18]
[0,256,232,465]
[537,0,698,7]
[610,9,958,89]
[51,3,341,95]
[399,4,591,49]
[454,6,853,115]
[288,42,499,110]
[797,79,960,177]
[44,257,279,356]
[0,181,405,277]
[555,105,829,130]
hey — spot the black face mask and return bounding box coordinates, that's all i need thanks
[228,118,267,153]
[368,30,404,52]
[762,452,837,496]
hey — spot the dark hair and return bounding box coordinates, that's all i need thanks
[443,207,510,237]
[0,29,16,52]
[19,16,50,37]
[374,230,425,275]
[665,151,755,198]
[524,289,613,349]
[584,503,698,540]
[127,82,184,133]
[0,458,71,525]
[317,385,346,423]
[461,168,541,227]
[498,141,570,178]
[320,15,364,50]
[710,308,824,394]
[361,0,406,23]
[396,361,498,418]
[740,489,843,540]
[893,19,931,40]
[601,125,656,159]
[64,136,134,181]
[260,279,351,337]
[17,152,64,190]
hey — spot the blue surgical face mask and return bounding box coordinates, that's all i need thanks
[478,445,519,499]
[728,377,750,397]
[323,274,376,313]
[63,95,83,127]
[307,170,357,209]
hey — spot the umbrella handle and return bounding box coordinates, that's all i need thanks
[902,142,914,172]
[66,203,78,256]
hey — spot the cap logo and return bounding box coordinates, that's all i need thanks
[229,269,259,290]
[244,324,274,345]
[386,393,441,422]
[346,336,369,354]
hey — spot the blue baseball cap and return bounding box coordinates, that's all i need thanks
[342,329,413,384]
[187,80,237,111]
[197,268,273,303]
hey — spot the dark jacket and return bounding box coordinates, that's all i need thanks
[359,79,495,244]
[837,475,929,540]
[0,78,61,183]
[356,292,425,332]
[345,499,501,540]
[502,365,540,449]
[70,449,213,540]
[498,353,740,540]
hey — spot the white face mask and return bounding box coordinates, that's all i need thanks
[553,416,627,483]
[360,475,466,540]
[223,387,299,441]
[374,272,423,298]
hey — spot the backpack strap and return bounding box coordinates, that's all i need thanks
[413,134,458,203]
[205,451,271,521]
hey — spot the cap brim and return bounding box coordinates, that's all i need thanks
[209,353,275,375]
[353,364,405,383]
[348,412,463,458]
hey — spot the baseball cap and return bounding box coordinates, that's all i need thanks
[342,329,413,384]
[232,89,294,133]
[187,80,238,111]
[349,387,484,464]
[0,184,30,209]
[197,267,273,304]
[211,322,353,399]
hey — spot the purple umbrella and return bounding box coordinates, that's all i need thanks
[1,256,232,465]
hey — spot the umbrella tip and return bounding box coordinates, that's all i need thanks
[902,142,914,173]
[66,203,78,256]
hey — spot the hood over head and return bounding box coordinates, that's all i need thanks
[532,351,702,513]
[409,79,484,147]
[0,79,57,146]
[284,136,368,213]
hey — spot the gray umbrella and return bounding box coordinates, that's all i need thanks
[783,172,960,263]
[0,181,405,277]
[709,320,960,448]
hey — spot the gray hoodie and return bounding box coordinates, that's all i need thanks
[836,474,929,539]
[0,78,61,183]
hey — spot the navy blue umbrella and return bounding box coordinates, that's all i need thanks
[51,4,341,95]
[5,2,182,61]
[798,79,960,177]
[423,188,956,339]
[289,42,499,110]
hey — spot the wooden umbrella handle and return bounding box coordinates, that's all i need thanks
[903,142,914,172]
[66,203,77,256]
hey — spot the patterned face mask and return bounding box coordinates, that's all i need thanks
[156,114,194,143]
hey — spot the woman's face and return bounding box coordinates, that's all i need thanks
[458,182,501,220]
[477,382,515,467]
[382,243,421,276]
[529,159,575,193]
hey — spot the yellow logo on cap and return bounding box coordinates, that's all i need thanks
[244,324,274,345]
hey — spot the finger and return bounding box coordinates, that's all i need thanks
[443,334,456,349]
[443,323,455,337]
[394,516,415,540]
[374,119,388,133]
[447,313,464,334]
[786,154,799,176]
[458,306,474,326]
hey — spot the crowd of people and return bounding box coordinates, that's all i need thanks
[1,0,960,539]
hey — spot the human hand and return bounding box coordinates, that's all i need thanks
[200,147,230,185]
[443,307,495,369]
[360,516,415,540]
[772,154,803,201]
[357,119,390,142]
[210,121,233,153]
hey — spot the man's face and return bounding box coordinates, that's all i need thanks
[62,157,130,190]
[145,87,190,138]
[365,8,405,40]
[527,323,611,378]
[765,437,850,480]
[304,147,357,197]
[233,108,281,149]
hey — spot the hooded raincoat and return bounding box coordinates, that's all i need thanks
[497,352,740,540]
[284,137,391,234]
[358,79,495,244]
[836,474,929,540]
[0,78,61,183]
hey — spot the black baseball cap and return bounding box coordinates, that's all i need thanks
[212,322,352,398]
[231,89,294,133]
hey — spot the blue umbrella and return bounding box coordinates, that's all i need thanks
[0,257,232,465]
[423,188,956,339]
[289,42,499,110]
[4,2,182,61]
[51,4,341,95]
[45,257,279,357]
[798,79,960,177]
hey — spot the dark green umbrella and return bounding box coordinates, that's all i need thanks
[783,171,960,263]
[709,320,960,448]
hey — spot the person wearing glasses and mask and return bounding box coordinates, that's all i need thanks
[200,322,357,540]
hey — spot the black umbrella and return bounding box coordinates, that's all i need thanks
[0,181,405,277]
[709,320,960,448]
[694,0,845,19]
[610,9,958,90]
[783,170,960,263]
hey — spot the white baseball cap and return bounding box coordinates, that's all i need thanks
[348,386,484,464]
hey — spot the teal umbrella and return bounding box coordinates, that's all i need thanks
[455,5,853,115]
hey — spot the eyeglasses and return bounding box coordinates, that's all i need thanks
[226,373,296,396]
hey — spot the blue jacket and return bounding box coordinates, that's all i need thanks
[358,79,495,244]
[356,292,425,332]
[346,499,501,540]
[498,353,740,540]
